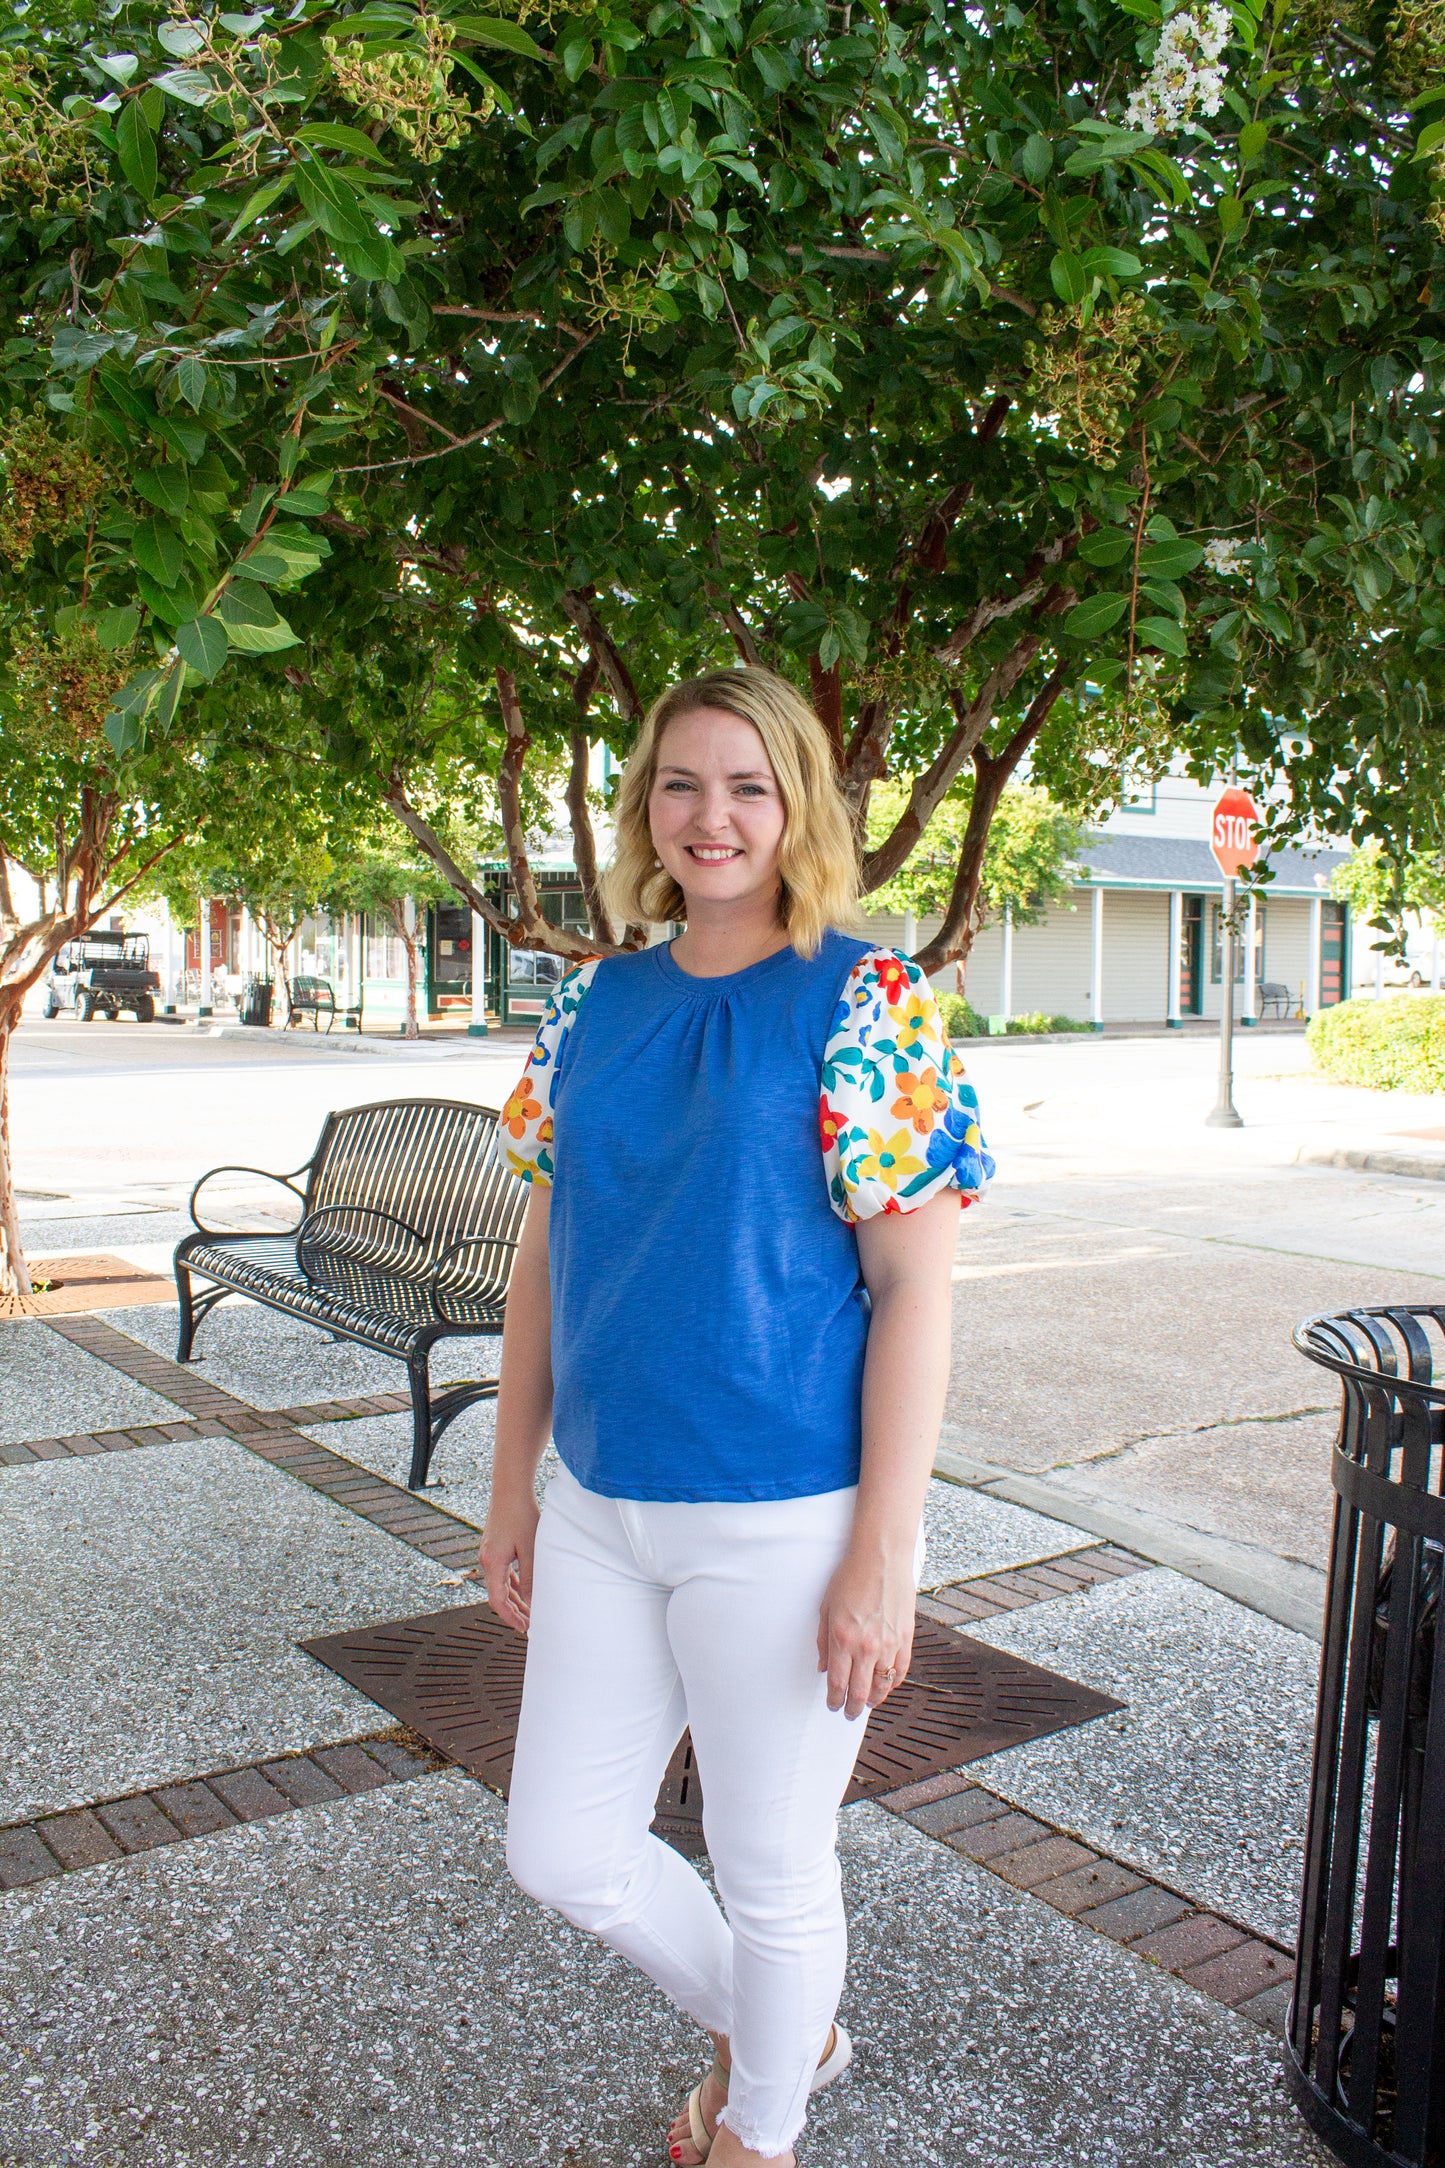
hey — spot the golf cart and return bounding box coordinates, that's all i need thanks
[43,931,162,1022]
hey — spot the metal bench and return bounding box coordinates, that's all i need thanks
[173,1097,526,1488]
[287,976,339,1031]
[1258,980,1292,1019]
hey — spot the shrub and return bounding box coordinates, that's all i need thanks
[1306,995,1445,1093]
[938,991,986,1038]
[1006,1011,1092,1035]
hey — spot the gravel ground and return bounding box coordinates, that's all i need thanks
[101,1299,434,1408]
[0,1321,179,1447]
[0,1439,456,1823]
[0,1775,1327,2168]
[965,1567,1320,1944]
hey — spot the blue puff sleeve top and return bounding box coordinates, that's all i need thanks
[500,933,992,1503]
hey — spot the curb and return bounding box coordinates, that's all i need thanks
[934,1437,1327,1643]
[1296,1143,1445,1184]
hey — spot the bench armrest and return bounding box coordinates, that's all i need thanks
[296,1204,429,1272]
[189,1163,311,1235]
[429,1232,519,1322]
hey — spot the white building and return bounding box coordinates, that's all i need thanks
[863,773,1360,1027]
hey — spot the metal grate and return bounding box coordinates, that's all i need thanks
[302,1606,1121,1858]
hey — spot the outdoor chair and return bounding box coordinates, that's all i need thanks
[1258,980,1292,1019]
[173,1097,526,1487]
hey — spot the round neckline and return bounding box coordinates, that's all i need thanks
[653,936,800,992]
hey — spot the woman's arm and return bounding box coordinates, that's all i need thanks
[478,1184,554,1633]
[818,1190,958,1719]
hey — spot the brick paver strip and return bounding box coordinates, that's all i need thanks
[95,1795,185,1855]
[1033,1859,1146,1916]
[907,1788,1011,1839]
[990,1835,1098,1890]
[878,1772,971,1813]
[0,1826,63,1889]
[1183,1940,1295,2006]
[35,1809,123,1870]
[948,1810,1051,1862]
[0,1733,442,1888]
[1237,1980,1295,2034]
[1131,1913,1246,1971]
[261,1757,346,1808]
[150,1782,238,1838]
[1081,1884,1194,1941]
[208,1768,293,1822]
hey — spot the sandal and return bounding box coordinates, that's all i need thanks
[673,2025,852,2162]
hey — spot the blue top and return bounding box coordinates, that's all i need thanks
[503,930,993,1503]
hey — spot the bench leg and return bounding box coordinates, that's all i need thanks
[406,1351,434,1491]
[175,1263,232,1360]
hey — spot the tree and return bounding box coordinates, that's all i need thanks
[324,832,456,1037]
[1332,842,1445,956]
[866,779,1086,990]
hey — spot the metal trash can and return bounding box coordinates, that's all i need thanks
[1288,1306,1445,2166]
[239,974,274,1028]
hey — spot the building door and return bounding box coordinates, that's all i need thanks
[1181,897,1203,1015]
[1320,900,1347,1007]
[427,903,473,1012]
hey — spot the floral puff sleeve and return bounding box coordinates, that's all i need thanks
[499,959,599,1186]
[821,947,994,1224]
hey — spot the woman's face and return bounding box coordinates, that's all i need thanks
[648,706,787,914]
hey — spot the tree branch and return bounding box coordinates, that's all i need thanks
[560,588,644,722]
[564,657,616,948]
[911,658,1075,976]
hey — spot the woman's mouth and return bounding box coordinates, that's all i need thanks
[686,846,742,863]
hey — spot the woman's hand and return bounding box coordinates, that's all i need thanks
[479,1493,541,1635]
[817,1545,917,1719]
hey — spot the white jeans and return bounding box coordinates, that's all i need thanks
[506,1464,925,2157]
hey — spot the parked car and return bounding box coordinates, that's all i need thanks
[42,931,162,1022]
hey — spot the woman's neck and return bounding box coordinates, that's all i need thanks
[668,894,793,980]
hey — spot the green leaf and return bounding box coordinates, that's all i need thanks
[173,355,208,410]
[154,659,186,732]
[95,605,140,650]
[1021,133,1053,185]
[295,122,395,165]
[450,13,547,59]
[1136,615,1188,657]
[131,517,187,587]
[104,708,146,756]
[337,231,406,282]
[1412,119,1445,161]
[215,581,298,650]
[239,528,327,585]
[223,172,294,243]
[294,157,373,243]
[1216,194,1245,238]
[1238,119,1268,164]
[1076,528,1134,567]
[116,98,157,200]
[134,467,189,516]
[1138,539,1205,579]
[1064,593,1128,639]
[176,614,228,678]
[1049,249,1090,304]
[1080,246,1142,279]
[150,67,217,106]
[137,570,202,624]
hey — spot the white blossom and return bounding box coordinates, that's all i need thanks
[1125,5,1233,137]
[1203,538,1249,577]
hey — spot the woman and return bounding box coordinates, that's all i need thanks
[481,666,991,2167]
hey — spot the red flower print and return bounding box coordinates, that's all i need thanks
[819,1098,848,1151]
[874,955,912,1006]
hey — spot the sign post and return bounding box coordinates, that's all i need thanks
[1206,787,1260,1129]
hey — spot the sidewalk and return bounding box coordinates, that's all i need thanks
[0,1292,1329,2166]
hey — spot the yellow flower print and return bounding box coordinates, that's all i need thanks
[856,1128,926,1191]
[892,1067,949,1134]
[890,993,934,1054]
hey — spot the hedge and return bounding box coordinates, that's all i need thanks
[1306,996,1445,1094]
[937,993,1093,1040]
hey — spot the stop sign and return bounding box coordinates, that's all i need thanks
[1210,786,1260,878]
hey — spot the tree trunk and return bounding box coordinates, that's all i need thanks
[566,657,615,947]
[0,996,33,1309]
[394,899,421,1039]
[911,660,1074,978]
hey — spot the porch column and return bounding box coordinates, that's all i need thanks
[469,911,489,1035]
[198,899,212,1016]
[1090,886,1104,1031]
[1240,892,1258,1025]
[1167,890,1183,1028]
[162,909,177,1011]
[1000,902,1014,1022]
[1307,896,1323,1016]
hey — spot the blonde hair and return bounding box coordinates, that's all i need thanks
[603,667,861,959]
